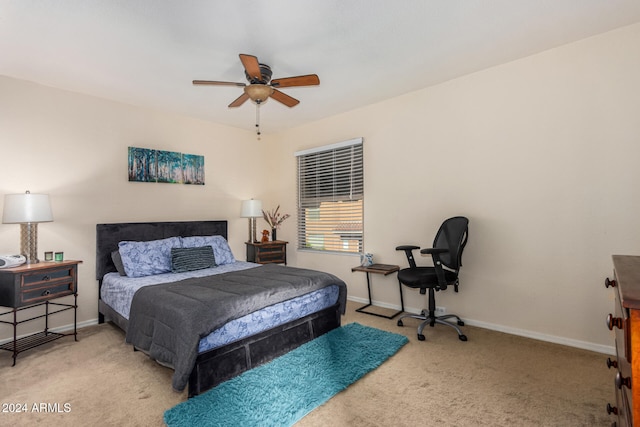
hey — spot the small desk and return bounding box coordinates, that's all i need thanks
[351,263,404,319]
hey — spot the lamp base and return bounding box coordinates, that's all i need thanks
[20,223,40,264]
[247,218,259,243]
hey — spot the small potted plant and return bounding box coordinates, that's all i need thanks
[262,205,290,241]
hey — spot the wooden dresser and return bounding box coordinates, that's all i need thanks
[606,255,640,426]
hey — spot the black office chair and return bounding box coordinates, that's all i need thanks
[395,216,469,341]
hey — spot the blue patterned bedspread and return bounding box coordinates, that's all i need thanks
[100,262,340,352]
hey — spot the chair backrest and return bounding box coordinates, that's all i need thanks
[432,216,469,271]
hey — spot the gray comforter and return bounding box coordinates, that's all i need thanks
[125,264,347,391]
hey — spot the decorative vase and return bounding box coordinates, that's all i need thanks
[271,228,277,241]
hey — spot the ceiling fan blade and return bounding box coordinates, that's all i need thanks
[193,80,246,87]
[228,92,250,108]
[239,54,262,81]
[271,74,320,88]
[270,89,300,107]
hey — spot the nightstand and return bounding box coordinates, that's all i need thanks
[246,241,288,265]
[0,260,81,365]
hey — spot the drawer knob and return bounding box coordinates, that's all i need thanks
[607,314,624,330]
[42,289,51,296]
[607,403,619,415]
[606,358,618,369]
[615,372,631,389]
[605,278,617,288]
[42,275,51,281]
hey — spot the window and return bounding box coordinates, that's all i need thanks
[296,138,363,254]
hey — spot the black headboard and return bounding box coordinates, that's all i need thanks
[96,220,228,281]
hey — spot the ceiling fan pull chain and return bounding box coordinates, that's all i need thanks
[255,101,261,140]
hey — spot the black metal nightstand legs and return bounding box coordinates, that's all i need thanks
[355,270,405,319]
[0,296,78,365]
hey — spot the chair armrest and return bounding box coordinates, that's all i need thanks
[396,245,420,251]
[420,248,448,255]
[420,248,449,288]
[395,245,420,269]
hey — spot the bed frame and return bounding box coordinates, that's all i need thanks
[96,220,341,397]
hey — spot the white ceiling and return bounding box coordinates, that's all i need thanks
[2,1,640,134]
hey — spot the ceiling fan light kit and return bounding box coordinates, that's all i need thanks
[244,84,274,103]
[193,54,320,138]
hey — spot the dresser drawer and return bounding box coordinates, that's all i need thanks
[613,284,632,363]
[256,244,285,254]
[615,337,633,421]
[21,267,74,288]
[619,386,632,427]
[256,251,285,263]
[20,282,75,305]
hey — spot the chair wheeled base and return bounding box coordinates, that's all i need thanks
[396,287,467,341]
[397,313,467,341]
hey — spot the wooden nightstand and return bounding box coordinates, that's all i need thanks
[246,241,288,265]
[0,260,81,365]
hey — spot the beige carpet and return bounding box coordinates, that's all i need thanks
[0,301,613,426]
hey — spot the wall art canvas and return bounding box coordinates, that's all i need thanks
[128,147,205,185]
[182,154,205,185]
[156,150,183,183]
[128,147,157,182]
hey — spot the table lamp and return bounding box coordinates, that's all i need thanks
[2,190,54,264]
[240,199,262,243]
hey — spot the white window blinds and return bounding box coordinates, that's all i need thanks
[295,138,363,253]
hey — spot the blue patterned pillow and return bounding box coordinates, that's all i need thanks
[118,236,181,278]
[180,235,236,265]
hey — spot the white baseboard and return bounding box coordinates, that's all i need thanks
[0,318,99,346]
[347,296,615,355]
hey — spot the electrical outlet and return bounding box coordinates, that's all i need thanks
[435,306,446,315]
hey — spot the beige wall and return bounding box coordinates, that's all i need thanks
[2,22,639,352]
[272,23,640,352]
[0,77,271,336]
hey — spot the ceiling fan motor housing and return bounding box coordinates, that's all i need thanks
[245,64,272,84]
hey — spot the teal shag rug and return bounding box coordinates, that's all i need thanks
[164,322,408,427]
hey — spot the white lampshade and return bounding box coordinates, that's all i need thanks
[240,199,263,218]
[2,191,53,264]
[241,199,262,243]
[2,191,53,224]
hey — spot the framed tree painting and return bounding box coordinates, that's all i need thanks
[128,147,205,185]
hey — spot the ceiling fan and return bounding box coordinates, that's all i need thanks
[192,54,320,109]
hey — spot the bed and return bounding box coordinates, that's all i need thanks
[96,220,346,397]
